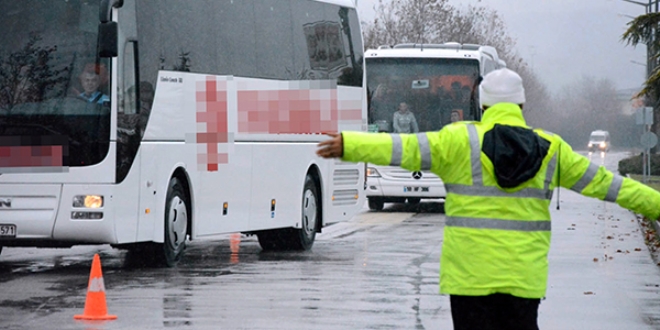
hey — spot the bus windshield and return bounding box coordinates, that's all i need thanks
[0,0,110,168]
[366,57,480,133]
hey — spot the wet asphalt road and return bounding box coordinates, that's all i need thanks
[0,198,446,329]
[1,150,660,329]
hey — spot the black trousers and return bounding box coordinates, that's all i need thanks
[450,293,541,330]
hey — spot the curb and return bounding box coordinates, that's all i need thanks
[652,219,660,240]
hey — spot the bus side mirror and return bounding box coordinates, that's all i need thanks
[98,22,118,58]
[99,0,124,23]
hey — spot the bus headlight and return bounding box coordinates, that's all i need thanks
[367,167,381,177]
[73,195,104,208]
[600,142,606,148]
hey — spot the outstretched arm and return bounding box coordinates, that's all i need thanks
[316,133,343,159]
[558,140,660,221]
[317,130,445,174]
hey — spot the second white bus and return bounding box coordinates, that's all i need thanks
[364,42,505,210]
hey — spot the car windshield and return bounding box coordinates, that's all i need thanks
[0,0,111,168]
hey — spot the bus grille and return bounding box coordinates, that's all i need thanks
[333,169,360,186]
[386,169,440,180]
[332,189,359,205]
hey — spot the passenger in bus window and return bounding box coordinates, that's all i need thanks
[432,87,452,127]
[369,82,397,131]
[371,82,396,111]
[461,86,472,103]
[393,102,419,133]
[75,63,109,105]
[451,109,463,122]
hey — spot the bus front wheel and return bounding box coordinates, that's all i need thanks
[368,197,384,211]
[296,175,319,250]
[161,178,188,267]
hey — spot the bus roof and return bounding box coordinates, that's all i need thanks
[365,42,500,62]
[316,0,357,8]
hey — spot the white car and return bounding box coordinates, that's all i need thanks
[588,130,610,152]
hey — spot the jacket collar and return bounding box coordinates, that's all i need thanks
[481,103,527,127]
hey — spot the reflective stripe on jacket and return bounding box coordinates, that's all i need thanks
[341,102,660,298]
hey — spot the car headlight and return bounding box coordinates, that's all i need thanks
[588,143,592,147]
[367,167,381,177]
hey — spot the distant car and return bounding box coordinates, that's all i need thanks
[588,130,610,152]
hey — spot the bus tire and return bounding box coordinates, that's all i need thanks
[257,175,318,251]
[256,229,286,251]
[295,175,319,250]
[162,177,188,267]
[368,197,384,211]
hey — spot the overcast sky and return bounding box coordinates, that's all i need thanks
[356,0,649,94]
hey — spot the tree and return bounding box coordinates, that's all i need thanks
[362,0,454,48]
[361,0,551,116]
[622,13,660,97]
[622,12,660,152]
[0,33,69,112]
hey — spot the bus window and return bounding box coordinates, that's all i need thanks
[366,57,480,133]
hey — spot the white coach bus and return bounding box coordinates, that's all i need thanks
[0,0,366,266]
[364,43,505,210]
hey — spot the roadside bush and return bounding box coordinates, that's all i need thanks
[618,153,660,176]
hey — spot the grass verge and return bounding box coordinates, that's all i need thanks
[627,174,660,264]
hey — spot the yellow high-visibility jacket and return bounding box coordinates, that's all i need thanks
[341,102,660,298]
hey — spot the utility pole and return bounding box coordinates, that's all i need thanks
[623,0,659,177]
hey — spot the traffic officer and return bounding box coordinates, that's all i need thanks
[316,68,660,330]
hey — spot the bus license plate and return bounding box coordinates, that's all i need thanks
[0,224,16,237]
[404,187,428,192]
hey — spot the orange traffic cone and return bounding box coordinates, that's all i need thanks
[230,233,241,264]
[74,253,117,320]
